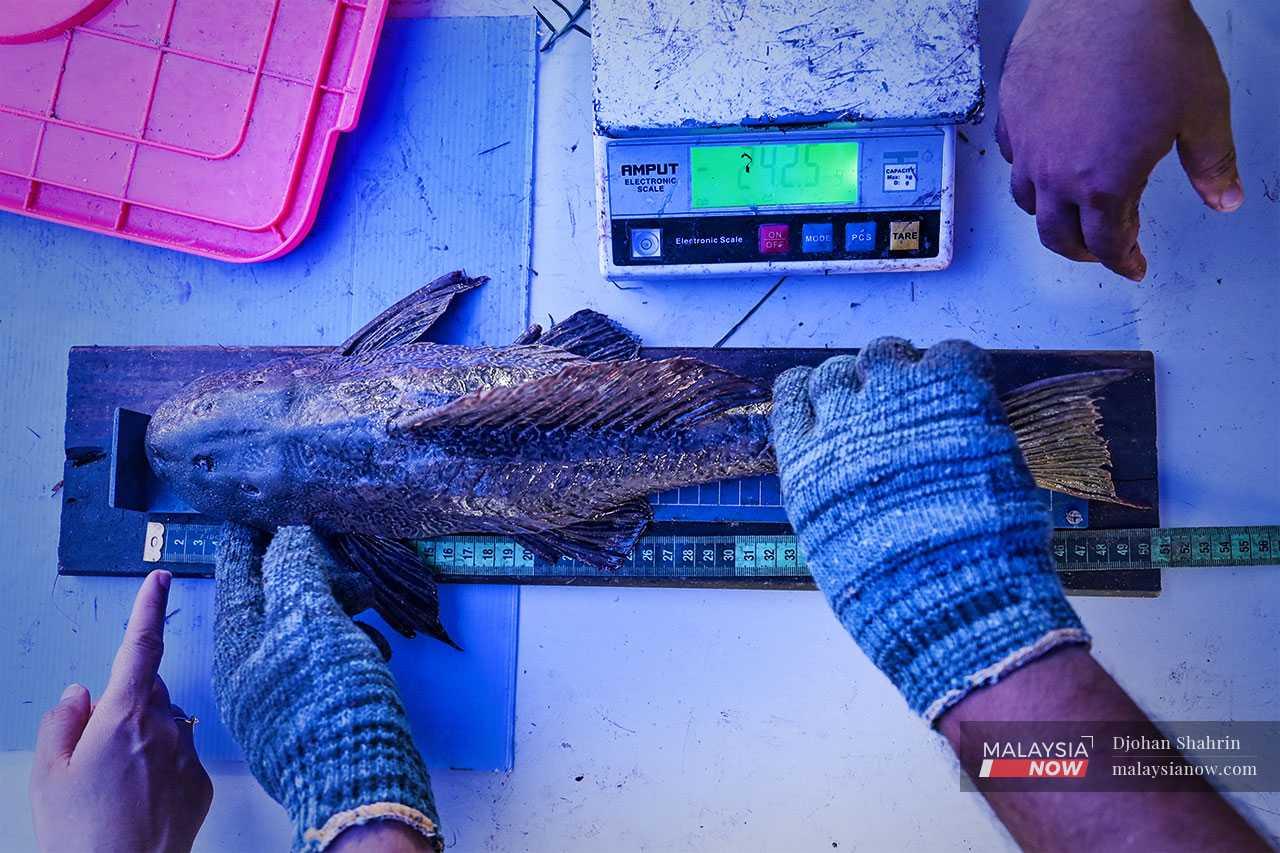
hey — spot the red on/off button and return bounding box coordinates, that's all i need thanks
[758,223,789,255]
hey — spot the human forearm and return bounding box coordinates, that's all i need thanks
[939,646,1268,852]
[771,345,1267,849]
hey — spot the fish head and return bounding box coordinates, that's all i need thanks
[145,358,320,526]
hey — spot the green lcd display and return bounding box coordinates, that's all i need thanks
[690,141,860,209]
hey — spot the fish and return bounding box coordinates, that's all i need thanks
[145,271,1140,648]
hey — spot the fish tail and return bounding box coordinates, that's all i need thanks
[999,370,1146,508]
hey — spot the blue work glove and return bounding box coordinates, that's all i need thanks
[214,525,442,852]
[771,339,1089,723]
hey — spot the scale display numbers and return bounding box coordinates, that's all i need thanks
[690,141,860,209]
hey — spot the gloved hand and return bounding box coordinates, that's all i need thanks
[771,339,1089,724]
[214,525,441,852]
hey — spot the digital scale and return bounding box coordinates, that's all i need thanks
[591,0,983,277]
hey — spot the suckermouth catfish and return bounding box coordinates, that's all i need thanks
[146,272,1139,648]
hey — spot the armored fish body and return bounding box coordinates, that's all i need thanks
[146,272,1135,646]
[149,341,772,555]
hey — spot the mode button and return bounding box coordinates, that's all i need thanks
[801,223,834,253]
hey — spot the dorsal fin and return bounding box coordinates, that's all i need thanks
[537,310,641,361]
[340,271,489,356]
[511,323,543,345]
[391,356,766,436]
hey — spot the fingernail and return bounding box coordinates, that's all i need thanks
[1217,180,1244,212]
[154,570,172,590]
[1126,257,1148,283]
[61,683,83,701]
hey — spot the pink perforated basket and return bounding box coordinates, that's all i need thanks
[0,0,388,262]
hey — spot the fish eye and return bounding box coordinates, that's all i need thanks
[192,455,214,472]
[192,399,216,415]
[239,483,261,496]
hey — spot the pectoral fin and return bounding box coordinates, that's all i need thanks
[340,271,489,356]
[326,532,462,650]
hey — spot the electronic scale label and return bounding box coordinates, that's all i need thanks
[598,127,953,277]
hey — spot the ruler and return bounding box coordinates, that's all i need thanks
[142,521,1280,582]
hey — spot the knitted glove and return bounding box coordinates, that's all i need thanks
[214,524,442,852]
[770,338,1089,724]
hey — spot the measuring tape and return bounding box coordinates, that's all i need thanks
[143,521,1280,579]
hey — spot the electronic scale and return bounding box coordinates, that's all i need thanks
[591,0,982,277]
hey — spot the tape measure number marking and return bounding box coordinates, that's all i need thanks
[422,534,803,580]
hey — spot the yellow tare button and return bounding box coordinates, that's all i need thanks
[889,220,920,251]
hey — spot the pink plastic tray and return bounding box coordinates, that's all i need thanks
[0,0,388,262]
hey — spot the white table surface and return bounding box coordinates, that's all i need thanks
[2,1,1277,850]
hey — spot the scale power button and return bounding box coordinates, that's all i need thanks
[630,227,663,259]
[758,223,789,255]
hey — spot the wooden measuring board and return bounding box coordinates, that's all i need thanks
[57,346,1159,595]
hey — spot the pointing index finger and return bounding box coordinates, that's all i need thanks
[103,570,172,705]
[1080,196,1146,282]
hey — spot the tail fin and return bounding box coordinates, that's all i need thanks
[1000,370,1146,509]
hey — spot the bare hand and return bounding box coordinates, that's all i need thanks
[998,0,1241,280]
[30,570,213,853]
